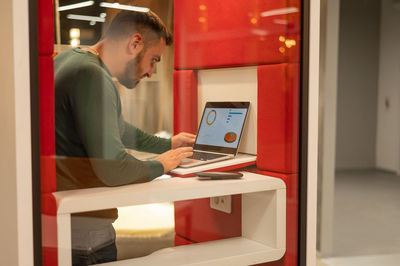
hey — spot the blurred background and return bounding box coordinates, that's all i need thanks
[318,0,400,265]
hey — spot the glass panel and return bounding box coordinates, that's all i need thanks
[317,0,400,265]
[44,0,301,265]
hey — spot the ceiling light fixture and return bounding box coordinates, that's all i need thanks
[67,14,106,23]
[58,0,94,12]
[260,7,299,18]
[99,2,149,12]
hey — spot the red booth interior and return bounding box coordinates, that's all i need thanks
[38,0,301,265]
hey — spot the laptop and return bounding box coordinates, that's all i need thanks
[179,101,250,168]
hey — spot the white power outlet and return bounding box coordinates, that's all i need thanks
[210,195,232,213]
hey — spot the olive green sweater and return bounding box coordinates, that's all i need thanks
[54,48,170,199]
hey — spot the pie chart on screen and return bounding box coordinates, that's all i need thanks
[224,132,237,143]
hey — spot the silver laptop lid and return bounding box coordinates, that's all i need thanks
[193,102,250,155]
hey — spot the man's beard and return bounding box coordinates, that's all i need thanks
[117,50,145,89]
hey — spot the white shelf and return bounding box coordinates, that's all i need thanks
[170,153,257,176]
[54,172,281,214]
[99,237,285,266]
[53,172,286,266]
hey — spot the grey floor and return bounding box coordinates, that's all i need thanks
[333,169,400,257]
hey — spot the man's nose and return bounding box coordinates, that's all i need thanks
[146,68,154,78]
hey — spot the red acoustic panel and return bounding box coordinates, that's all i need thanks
[41,156,56,194]
[38,0,54,55]
[41,193,58,266]
[174,0,293,69]
[286,0,301,63]
[174,195,242,242]
[257,63,299,173]
[39,56,56,193]
[173,70,198,135]
[174,234,195,246]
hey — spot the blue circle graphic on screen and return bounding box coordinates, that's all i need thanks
[224,132,237,143]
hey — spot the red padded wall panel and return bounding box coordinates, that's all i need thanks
[39,56,56,193]
[173,70,198,135]
[38,0,57,265]
[41,193,58,266]
[174,0,289,69]
[286,0,301,63]
[175,234,195,246]
[174,195,242,242]
[257,63,299,173]
[38,0,54,55]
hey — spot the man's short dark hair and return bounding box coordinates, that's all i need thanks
[104,10,173,46]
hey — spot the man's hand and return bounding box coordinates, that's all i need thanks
[171,132,196,149]
[155,147,193,173]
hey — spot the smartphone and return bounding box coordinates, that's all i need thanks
[195,172,243,180]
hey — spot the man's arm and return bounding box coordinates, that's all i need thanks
[121,121,171,153]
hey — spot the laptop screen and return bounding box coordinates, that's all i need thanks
[193,102,250,154]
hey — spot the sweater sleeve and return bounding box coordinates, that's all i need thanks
[121,121,171,154]
[70,65,164,186]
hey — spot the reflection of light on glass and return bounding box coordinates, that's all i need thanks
[100,2,149,12]
[252,29,268,36]
[199,4,207,10]
[156,175,172,180]
[58,0,94,12]
[67,14,105,23]
[285,39,296,48]
[261,7,299,17]
[70,28,80,47]
[69,28,80,39]
[279,47,285,53]
[70,39,79,47]
[279,36,286,42]
[250,18,257,24]
[274,19,289,25]
[198,17,206,23]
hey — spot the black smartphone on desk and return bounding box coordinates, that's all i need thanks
[195,172,243,180]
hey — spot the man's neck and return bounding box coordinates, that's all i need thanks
[90,40,125,78]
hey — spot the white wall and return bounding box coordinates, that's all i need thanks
[317,0,340,256]
[335,0,381,169]
[376,0,400,173]
[0,0,34,265]
[307,0,320,264]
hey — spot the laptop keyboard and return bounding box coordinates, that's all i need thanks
[189,151,227,161]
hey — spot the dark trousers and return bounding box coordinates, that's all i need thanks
[72,241,117,266]
[71,216,117,266]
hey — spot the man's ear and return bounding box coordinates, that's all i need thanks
[127,33,144,55]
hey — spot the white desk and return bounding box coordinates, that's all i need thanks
[170,153,257,176]
[53,172,286,266]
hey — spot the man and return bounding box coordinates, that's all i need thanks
[54,10,195,265]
